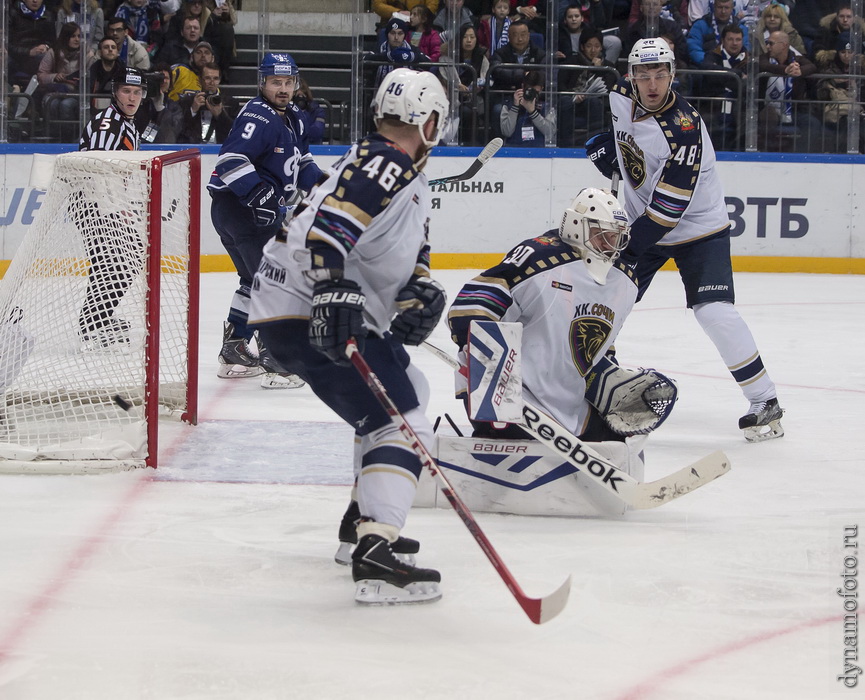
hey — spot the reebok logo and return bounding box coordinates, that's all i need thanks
[521,406,625,492]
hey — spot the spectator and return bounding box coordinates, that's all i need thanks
[203,0,237,79]
[371,0,441,24]
[687,0,748,66]
[438,23,490,143]
[686,0,751,27]
[511,0,547,38]
[294,77,327,145]
[558,27,616,146]
[788,0,839,52]
[627,0,688,28]
[105,15,152,70]
[8,0,56,91]
[557,4,587,59]
[813,4,865,70]
[114,0,164,56]
[754,3,805,58]
[175,62,235,143]
[372,17,429,89]
[477,0,513,57]
[157,15,205,67]
[433,0,476,43]
[698,23,748,149]
[167,40,215,99]
[758,29,823,151]
[135,63,184,142]
[56,0,103,54]
[500,69,556,146]
[817,32,865,152]
[37,21,85,137]
[408,5,442,62]
[624,0,688,62]
[490,20,545,91]
[88,36,126,115]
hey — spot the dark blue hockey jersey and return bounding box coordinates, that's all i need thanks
[207,96,322,200]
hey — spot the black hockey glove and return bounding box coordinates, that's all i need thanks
[389,276,446,346]
[585,131,621,180]
[241,181,286,228]
[309,277,367,366]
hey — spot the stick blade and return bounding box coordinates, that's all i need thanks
[478,137,503,164]
[519,575,572,625]
[627,450,731,510]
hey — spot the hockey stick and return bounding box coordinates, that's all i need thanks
[610,171,620,197]
[428,138,504,186]
[422,340,730,510]
[346,339,571,625]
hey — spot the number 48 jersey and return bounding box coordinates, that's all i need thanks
[609,80,730,246]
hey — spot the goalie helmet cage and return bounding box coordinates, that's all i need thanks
[0,149,201,474]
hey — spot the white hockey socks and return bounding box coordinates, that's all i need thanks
[693,301,776,402]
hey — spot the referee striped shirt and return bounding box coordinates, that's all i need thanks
[79,103,140,152]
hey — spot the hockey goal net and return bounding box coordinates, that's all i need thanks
[0,149,200,473]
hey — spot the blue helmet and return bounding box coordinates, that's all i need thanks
[259,53,299,81]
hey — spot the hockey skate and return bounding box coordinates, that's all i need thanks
[334,500,419,566]
[80,317,130,348]
[352,534,441,605]
[217,322,263,378]
[739,398,785,443]
[257,337,305,390]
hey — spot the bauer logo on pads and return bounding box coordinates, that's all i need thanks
[467,320,523,423]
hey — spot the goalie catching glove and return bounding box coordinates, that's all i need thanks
[389,275,446,346]
[309,276,366,366]
[584,355,678,436]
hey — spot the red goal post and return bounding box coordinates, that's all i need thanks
[0,149,201,473]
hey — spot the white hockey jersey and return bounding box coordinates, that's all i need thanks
[448,233,639,435]
[609,80,730,246]
[248,134,432,335]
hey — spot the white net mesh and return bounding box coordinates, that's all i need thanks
[0,151,196,473]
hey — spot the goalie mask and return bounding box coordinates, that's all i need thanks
[373,68,449,161]
[559,188,630,284]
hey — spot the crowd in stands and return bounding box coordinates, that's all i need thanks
[4,0,865,151]
[367,0,865,152]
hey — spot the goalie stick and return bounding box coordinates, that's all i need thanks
[346,339,571,625]
[422,340,730,510]
[428,138,503,186]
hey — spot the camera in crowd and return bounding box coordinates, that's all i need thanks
[522,87,539,103]
[205,91,222,107]
[142,70,166,96]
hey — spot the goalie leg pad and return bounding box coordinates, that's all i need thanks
[585,356,677,436]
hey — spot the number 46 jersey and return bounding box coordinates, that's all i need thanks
[248,133,432,336]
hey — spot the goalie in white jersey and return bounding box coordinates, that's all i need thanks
[448,188,676,450]
[585,38,784,442]
[247,69,448,606]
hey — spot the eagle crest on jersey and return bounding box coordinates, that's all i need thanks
[569,317,612,376]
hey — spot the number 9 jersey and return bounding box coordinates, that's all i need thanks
[207,97,321,202]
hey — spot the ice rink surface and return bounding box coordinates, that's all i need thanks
[0,269,863,700]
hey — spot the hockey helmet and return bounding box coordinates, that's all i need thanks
[559,188,630,284]
[111,66,146,95]
[259,52,299,88]
[372,68,449,150]
[627,38,676,111]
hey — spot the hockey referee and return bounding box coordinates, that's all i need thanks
[75,67,146,345]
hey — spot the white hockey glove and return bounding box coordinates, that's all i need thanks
[585,355,678,436]
[389,276,447,346]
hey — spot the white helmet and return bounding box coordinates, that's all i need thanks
[627,38,675,110]
[373,68,449,150]
[559,188,631,284]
